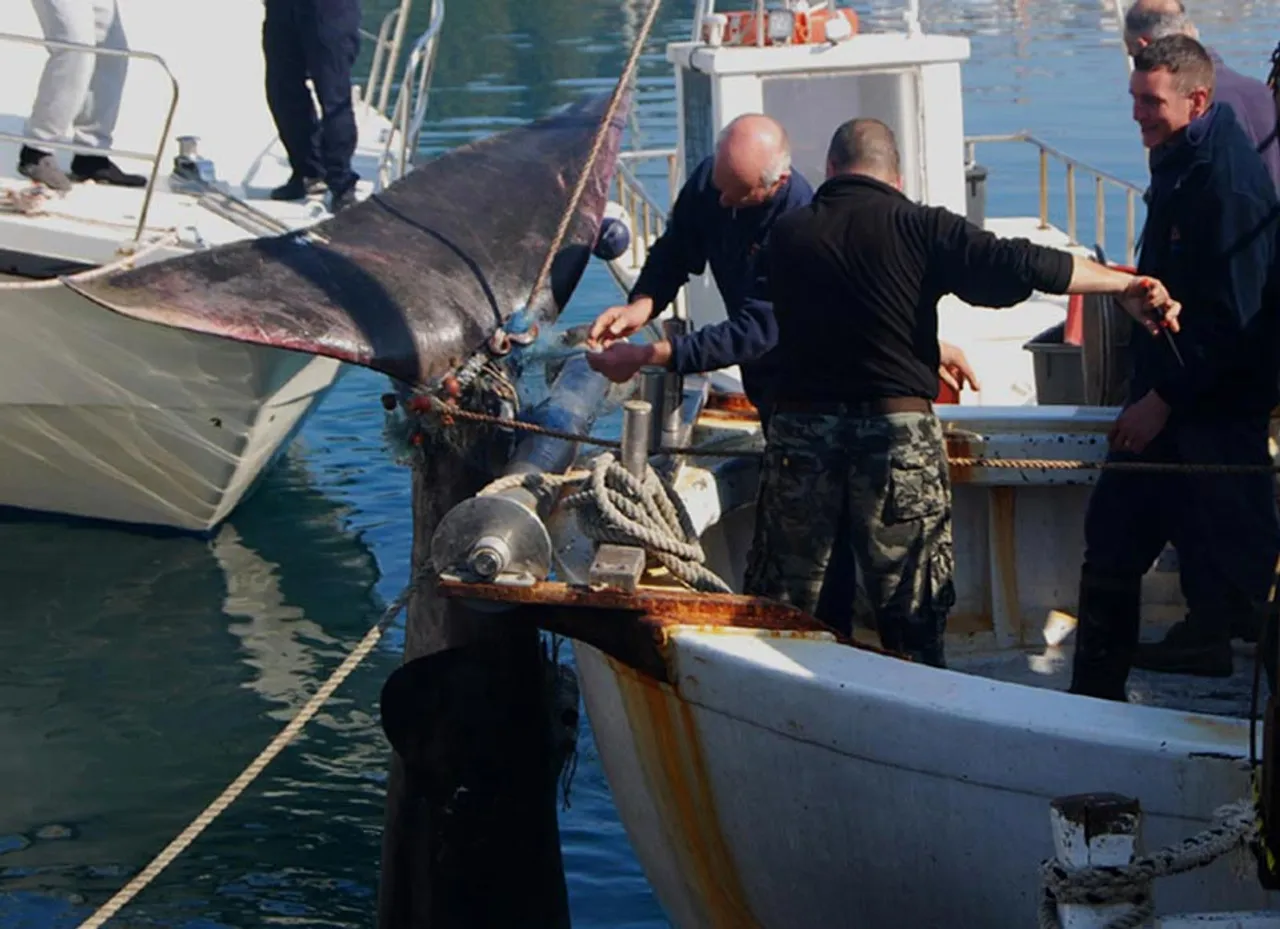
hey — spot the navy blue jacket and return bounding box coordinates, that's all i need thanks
[1133,102,1280,419]
[1208,47,1280,194]
[628,155,814,407]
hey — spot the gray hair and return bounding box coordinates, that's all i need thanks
[1123,0,1194,44]
[760,147,792,187]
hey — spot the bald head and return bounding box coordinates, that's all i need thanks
[825,118,902,187]
[1123,0,1196,56]
[711,114,792,209]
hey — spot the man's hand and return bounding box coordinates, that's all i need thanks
[586,340,673,383]
[587,298,654,349]
[1108,389,1170,454]
[1116,276,1182,336]
[939,340,981,393]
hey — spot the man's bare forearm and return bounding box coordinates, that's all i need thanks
[1065,255,1139,294]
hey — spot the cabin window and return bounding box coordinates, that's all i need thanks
[761,68,923,201]
[680,67,716,181]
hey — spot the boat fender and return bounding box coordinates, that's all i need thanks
[593,202,631,261]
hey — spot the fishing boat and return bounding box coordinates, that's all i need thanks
[0,0,442,532]
[421,2,1280,926]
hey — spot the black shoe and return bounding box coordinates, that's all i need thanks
[69,155,146,188]
[1131,620,1234,677]
[17,146,71,192]
[328,182,358,214]
[270,175,325,201]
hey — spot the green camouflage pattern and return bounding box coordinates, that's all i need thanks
[743,409,956,666]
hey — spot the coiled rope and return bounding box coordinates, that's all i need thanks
[1037,799,1259,929]
[479,452,732,593]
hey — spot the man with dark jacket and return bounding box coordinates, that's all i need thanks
[1070,35,1280,695]
[743,118,1179,668]
[1124,0,1280,191]
[585,114,814,419]
[262,0,362,213]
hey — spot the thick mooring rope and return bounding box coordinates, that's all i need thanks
[1037,799,1259,929]
[479,453,733,593]
[75,583,417,929]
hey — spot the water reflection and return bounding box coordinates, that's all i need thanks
[0,457,389,926]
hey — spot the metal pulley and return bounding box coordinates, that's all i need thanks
[430,351,613,598]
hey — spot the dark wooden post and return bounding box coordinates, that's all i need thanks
[376,421,571,929]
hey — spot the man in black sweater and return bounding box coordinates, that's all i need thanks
[1072,36,1280,694]
[743,118,1179,668]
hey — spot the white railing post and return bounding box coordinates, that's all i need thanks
[1047,793,1152,929]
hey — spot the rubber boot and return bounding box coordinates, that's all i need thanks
[1068,567,1141,702]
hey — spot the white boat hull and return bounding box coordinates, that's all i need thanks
[0,265,341,532]
[548,404,1280,928]
[574,631,1266,928]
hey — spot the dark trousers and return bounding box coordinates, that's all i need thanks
[752,385,860,637]
[1071,416,1280,696]
[263,0,361,193]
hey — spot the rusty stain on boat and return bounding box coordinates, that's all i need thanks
[989,486,1023,643]
[701,390,760,421]
[1177,712,1252,749]
[436,578,868,682]
[610,657,764,929]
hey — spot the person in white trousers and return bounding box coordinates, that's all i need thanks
[18,0,146,192]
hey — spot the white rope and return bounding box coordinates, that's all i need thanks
[75,581,416,928]
[1037,799,1259,929]
[1,184,49,216]
[479,453,733,593]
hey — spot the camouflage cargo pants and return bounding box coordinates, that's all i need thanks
[742,409,957,666]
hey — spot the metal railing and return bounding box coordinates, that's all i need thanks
[360,0,414,121]
[609,147,685,315]
[614,149,679,268]
[964,132,1145,266]
[0,32,179,242]
[378,0,445,186]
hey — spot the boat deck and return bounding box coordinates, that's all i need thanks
[949,635,1263,719]
[0,98,393,267]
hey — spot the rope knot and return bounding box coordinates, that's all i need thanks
[1037,798,1260,929]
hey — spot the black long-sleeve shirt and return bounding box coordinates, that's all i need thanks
[759,174,1074,404]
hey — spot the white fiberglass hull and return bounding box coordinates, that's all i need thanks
[0,270,341,532]
[575,630,1267,928]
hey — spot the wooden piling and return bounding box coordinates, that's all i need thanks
[376,424,571,929]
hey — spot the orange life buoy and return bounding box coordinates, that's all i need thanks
[708,7,859,47]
